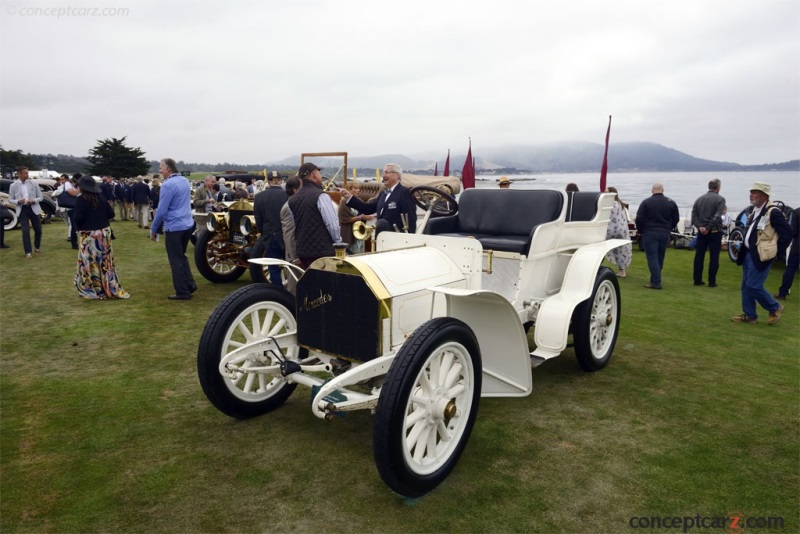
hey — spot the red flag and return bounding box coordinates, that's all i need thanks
[434,162,438,176]
[600,115,612,192]
[443,149,450,176]
[461,139,475,190]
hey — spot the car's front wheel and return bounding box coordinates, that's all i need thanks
[374,317,481,498]
[197,284,302,419]
[194,229,246,283]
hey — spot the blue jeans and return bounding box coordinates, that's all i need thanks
[741,251,780,319]
[693,231,722,284]
[778,250,799,297]
[643,231,669,286]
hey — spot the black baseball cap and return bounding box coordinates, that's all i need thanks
[298,162,322,178]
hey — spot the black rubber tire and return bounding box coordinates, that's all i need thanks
[197,283,300,419]
[194,229,246,283]
[572,267,620,372]
[3,209,19,231]
[373,317,481,498]
[728,227,744,263]
[410,185,458,217]
[249,237,270,284]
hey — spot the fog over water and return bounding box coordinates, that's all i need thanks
[475,171,800,218]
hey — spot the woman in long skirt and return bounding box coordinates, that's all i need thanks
[605,186,633,277]
[74,175,129,299]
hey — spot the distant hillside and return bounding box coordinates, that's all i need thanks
[4,142,798,177]
[425,142,798,173]
[277,142,798,173]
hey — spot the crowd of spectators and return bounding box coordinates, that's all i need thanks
[2,167,796,321]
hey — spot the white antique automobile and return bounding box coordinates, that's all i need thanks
[197,187,629,498]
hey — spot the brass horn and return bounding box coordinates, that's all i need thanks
[352,220,374,241]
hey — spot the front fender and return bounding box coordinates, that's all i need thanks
[248,258,305,282]
[532,239,628,358]
[429,287,532,397]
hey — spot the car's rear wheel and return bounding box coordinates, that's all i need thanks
[374,317,481,498]
[572,267,620,372]
[194,229,246,283]
[197,284,302,419]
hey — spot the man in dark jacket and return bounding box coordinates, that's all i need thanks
[131,176,152,229]
[774,206,799,301]
[635,183,680,290]
[114,180,128,221]
[340,163,417,234]
[288,163,342,269]
[99,176,115,215]
[690,178,726,287]
[732,182,792,324]
[253,172,288,286]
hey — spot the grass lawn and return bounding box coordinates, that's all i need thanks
[1,220,798,533]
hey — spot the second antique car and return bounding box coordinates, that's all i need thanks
[193,197,274,283]
[197,187,628,498]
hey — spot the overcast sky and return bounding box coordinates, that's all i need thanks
[1,0,798,166]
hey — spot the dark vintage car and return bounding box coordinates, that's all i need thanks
[0,178,58,230]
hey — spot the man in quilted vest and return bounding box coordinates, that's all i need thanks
[731,182,792,325]
[287,163,342,269]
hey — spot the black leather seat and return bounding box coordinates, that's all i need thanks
[425,189,563,255]
[565,192,601,222]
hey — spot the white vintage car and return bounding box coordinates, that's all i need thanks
[197,187,629,498]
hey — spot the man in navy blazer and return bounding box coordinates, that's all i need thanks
[339,163,416,233]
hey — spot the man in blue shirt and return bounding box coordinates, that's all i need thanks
[151,158,197,300]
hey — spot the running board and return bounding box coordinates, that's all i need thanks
[530,351,560,369]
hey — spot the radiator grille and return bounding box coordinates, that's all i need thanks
[296,269,382,361]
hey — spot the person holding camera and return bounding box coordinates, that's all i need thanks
[690,179,726,287]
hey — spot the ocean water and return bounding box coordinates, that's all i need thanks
[475,171,800,219]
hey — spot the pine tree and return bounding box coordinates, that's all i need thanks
[86,137,149,178]
[0,148,36,176]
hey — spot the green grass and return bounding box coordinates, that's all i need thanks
[1,221,798,533]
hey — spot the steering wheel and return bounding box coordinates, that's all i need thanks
[410,185,458,217]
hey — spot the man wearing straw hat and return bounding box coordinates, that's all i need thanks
[498,176,512,189]
[731,182,792,325]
